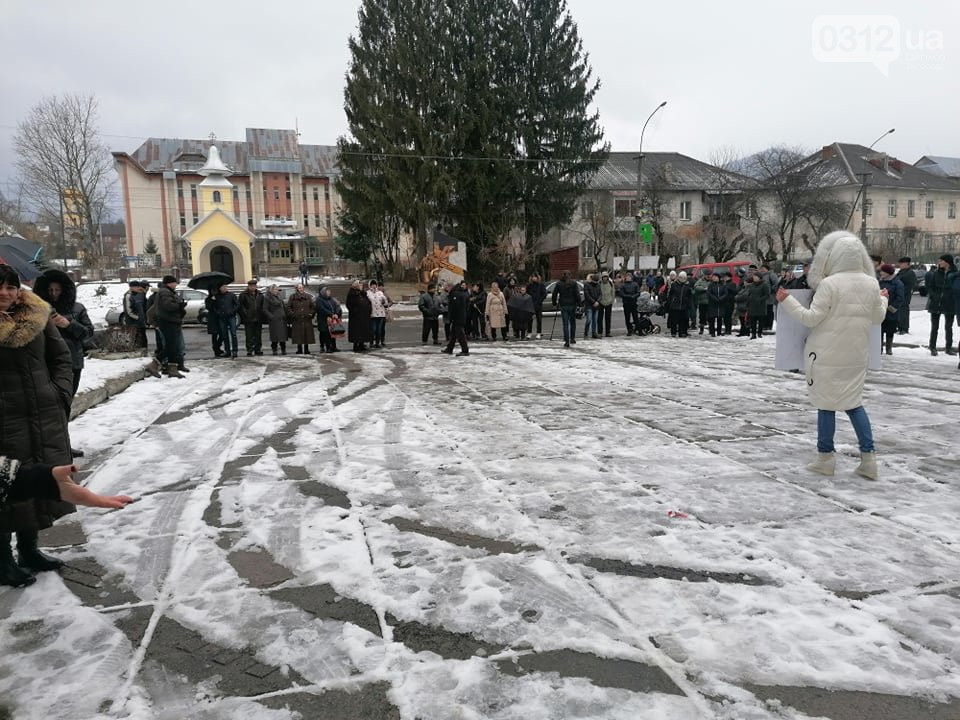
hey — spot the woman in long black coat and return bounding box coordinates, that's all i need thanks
[0,264,76,588]
[345,280,373,352]
[262,285,289,354]
[286,284,316,354]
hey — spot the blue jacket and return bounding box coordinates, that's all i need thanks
[879,276,904,318]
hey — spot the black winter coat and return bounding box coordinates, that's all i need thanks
[346,287,373,343]
[212,290,240,318]
[33,270,93,370]
[583,281,601,307]
[156,286,186,324]
[925,267,957,314]
[667,281,693,311]
[526,281,547,307]
[447,286,470,325]
[705,280,732,319]
[618,279,641,304]
[0,290,75,532]
[552,279,582,307]
[747,280,770,317]
[238,290,265,323]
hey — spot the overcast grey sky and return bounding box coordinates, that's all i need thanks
[1,0,957,220]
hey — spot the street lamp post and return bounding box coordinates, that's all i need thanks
[868,127,895,150]
[636,101,667,268]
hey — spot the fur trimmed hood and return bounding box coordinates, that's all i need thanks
[0,290,52,349]
[32,269,77,313]
[807,231,874,290]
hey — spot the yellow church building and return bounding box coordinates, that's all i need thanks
[184,144,255,283]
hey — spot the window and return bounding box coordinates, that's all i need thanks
[190,184,197,199]
[744,200,758,219]
[949,201,957,219]
[926,200,935,218]
[865,199,873,216]
[580,200,595,218]
[302,189,307,201]
[192,213,199,224]
[924,233,933,251]
[907,199,915,217]
[245,186,251,200]
[177,181,183,198]
[315,214,321,227]
[179,214,186,227]
[268,242,292,260]
[232,187,239,200]
[581,238,594,258]
[679,201,691,221]
[324,186,330,199]
[273,187,280,200]
[313,187,319,201]
[304,215,309,228]
[887,199,896,217]
[285,186,291,200]
[614,199,636,218]
[247,218,253,230]
[212,190,222,204]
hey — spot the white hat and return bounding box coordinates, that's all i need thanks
[678,271,687,281]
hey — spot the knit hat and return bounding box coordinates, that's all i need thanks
[162,275,178,285]
[128,280,141,288]
[939,254,956,267]
[677,271,687,281]
[880,263,895,276]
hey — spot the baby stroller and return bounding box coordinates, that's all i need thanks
[636,292,662,336]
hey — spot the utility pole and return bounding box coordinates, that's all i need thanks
[635,101,667,269]
[858,172,872,244]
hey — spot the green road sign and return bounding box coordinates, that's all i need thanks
[638,223,654,243]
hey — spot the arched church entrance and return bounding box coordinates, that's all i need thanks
[210,246,235,278]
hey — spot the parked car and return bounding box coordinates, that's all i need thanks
[106,286,208,326]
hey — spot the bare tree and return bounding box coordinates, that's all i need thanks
[746,145,852,263]
[14,94,113,269]
[573,194,632,273]
[642,167,685,269]
[697,147,753,262]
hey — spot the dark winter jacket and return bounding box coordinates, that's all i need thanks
[123,288,147,328]
[0,290,75,532]
[526,281,547,307]
[238,289,265,324]
[551,279,582,308]
[447,286,471,326]
[212,289,240,319]
[33,270,94,370]
[787,274,810,290]
[618,279,641,305]
[346,287,373,343]
[315,293,342,321]
[896,267,917,296]
[878,276,904,320]
[156,285,187,324]
[262,290,288,343]
[693,277,710,306]
[583,280,601,307]
[706,279,732,319]
[418,291,443,319]
[735,284,750,315]
[746,279,771,317]
[667,281,693,312]
[925,266,957,314]
[286,290,316,345]
[469,290,487,319]
[506,291,535,325]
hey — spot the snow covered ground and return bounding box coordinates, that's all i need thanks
[0,310,958,720]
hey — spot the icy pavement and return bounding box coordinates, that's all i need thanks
[1,321,958,720]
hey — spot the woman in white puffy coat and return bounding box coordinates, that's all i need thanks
[776,231,888,479]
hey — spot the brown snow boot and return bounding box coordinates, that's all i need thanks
[165,362,184,378]
[146,358,162,378]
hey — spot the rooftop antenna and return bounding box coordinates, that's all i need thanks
[294,118,301,139]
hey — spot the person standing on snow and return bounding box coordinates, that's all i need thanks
[775,230,888,480]
[924,254,957,356]
[877,264,903,356]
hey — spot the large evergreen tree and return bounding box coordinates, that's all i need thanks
[515,0,609,254]
[337,0,608,277]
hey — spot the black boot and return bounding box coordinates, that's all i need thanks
[1,534,35,587]
[885,335,893,355]
[17,530,64,572]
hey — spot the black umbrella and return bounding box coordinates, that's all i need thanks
[0,235,44,262]
[187,271,233,292]
[0,245,43,281]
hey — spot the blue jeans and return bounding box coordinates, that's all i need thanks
[560,306,577,343]
[582,306,597,336]
[817,407,874,453]
[371,317,385,344]
[217,315,238,355]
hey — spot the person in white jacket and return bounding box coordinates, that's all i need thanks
[776,231,888,480]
